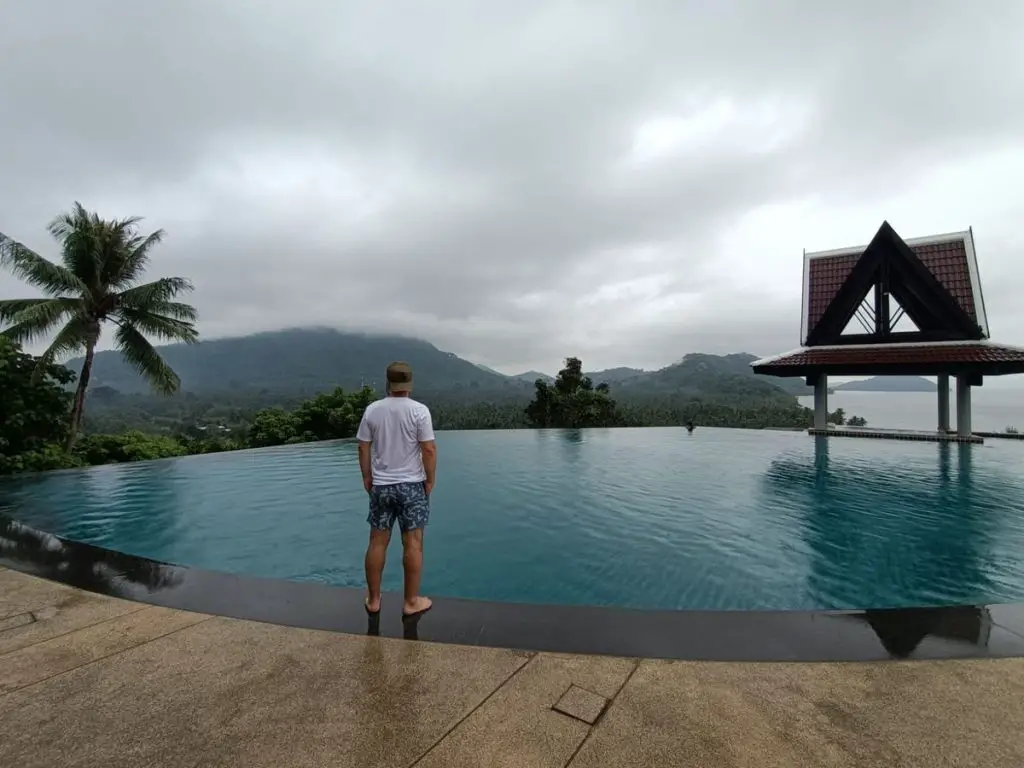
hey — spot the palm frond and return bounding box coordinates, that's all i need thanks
[45,202,95,242]
[47,202,104,290]
[108,228,165,288]
[117,308,198,344]
[0,297,64,324]
[113,322,181,395]
[144,300,198,323]
[0,232,88,296]
[117,277,194,310]
[35,315,91,372]
[0,298,80,345]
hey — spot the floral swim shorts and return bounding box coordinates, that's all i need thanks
[367,482,431,533]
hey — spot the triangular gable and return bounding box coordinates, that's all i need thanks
[805,222,984,347]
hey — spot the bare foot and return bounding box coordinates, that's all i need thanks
[402,596,432,616]
[365,596,381,613]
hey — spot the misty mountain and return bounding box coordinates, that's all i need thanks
[618,352,812,399]
[513,367,645,387]
[66,327,806,400]
[588,367,647,386]
[71,327,519,396]
[512,371,555,384]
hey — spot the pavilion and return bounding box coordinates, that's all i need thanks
[752,221,1024,441]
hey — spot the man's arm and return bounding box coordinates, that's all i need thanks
[418,407,437,493]
[356,411,373,492]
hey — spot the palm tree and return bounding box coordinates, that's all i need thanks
[0,202,198,448]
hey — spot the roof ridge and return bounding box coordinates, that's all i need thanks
[802,223,986,347]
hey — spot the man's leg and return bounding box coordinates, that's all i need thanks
[398,482,432,616]
[365,486,395,613]
[400,528,431,615]
[364,529,391,613]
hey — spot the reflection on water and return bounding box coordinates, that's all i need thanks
[0,515,181,597]
[560,428,584,444]
[557,427,585,464]
[855,606,993,658]
[763,439,1015,610]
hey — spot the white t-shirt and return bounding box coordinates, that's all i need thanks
[356,396,435,485]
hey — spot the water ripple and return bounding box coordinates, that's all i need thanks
[3,428,1024,611]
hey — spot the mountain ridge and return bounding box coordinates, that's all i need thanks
[833,376,936,392]
[65,326,807,399]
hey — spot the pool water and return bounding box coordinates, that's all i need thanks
[3,428,1024,611]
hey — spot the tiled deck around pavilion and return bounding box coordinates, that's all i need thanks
[3,567,1024,767]
[807,426,984,444]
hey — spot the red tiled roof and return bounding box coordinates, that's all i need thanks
[804,237,978,337]
[806,254,859,333]
[756,343,1024,370]
[913,240,975,321]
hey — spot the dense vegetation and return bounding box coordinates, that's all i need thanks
[0,337,76,473]
[525,357,619,428]
[0,203,198,447]
[0,338,860,475]
[0,338,376,469]
[59,328,843,443]
[80,386,844,436]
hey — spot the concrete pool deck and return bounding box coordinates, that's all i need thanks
[3,567,1024,767]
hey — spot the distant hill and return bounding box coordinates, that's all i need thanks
[834,376,936,392]
[70,327,521,395]
[588,367,646,386]
[473,363,507,377]
[621,353,814,398]
[619,352,810,399]
[512,367,644,386]
[512,370,555,384]
[66,327,807,401]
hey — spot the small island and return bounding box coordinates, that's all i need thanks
[833,376,937,393]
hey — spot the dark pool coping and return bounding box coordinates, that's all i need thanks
[4,515,1024,662]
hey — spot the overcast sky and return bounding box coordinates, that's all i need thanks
[2,1,1024,376]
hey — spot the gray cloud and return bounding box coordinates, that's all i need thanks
[3,0,1024,375]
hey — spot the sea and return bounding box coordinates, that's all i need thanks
[798,388,1024,433]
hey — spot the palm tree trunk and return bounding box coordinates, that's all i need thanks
[67,336,97,450]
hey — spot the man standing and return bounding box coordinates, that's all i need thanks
[356,361,437,618]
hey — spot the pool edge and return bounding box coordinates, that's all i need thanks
[4,514,1024,662]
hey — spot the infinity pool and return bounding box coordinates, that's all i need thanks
[3,428,1024,611]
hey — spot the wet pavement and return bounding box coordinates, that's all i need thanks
[3,566,1024,767]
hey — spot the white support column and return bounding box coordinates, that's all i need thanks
[937,374,950,433]
[814,374,829,429]
[956,374,972,437]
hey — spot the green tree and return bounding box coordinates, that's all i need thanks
[74,431,187,464]
[0,203,199,448]
[247,385,377,448]
[525,357,620,428]
[247,407,302,447]
[828,407,846,426]
[293,385,375,441]
[0,337,78,474]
